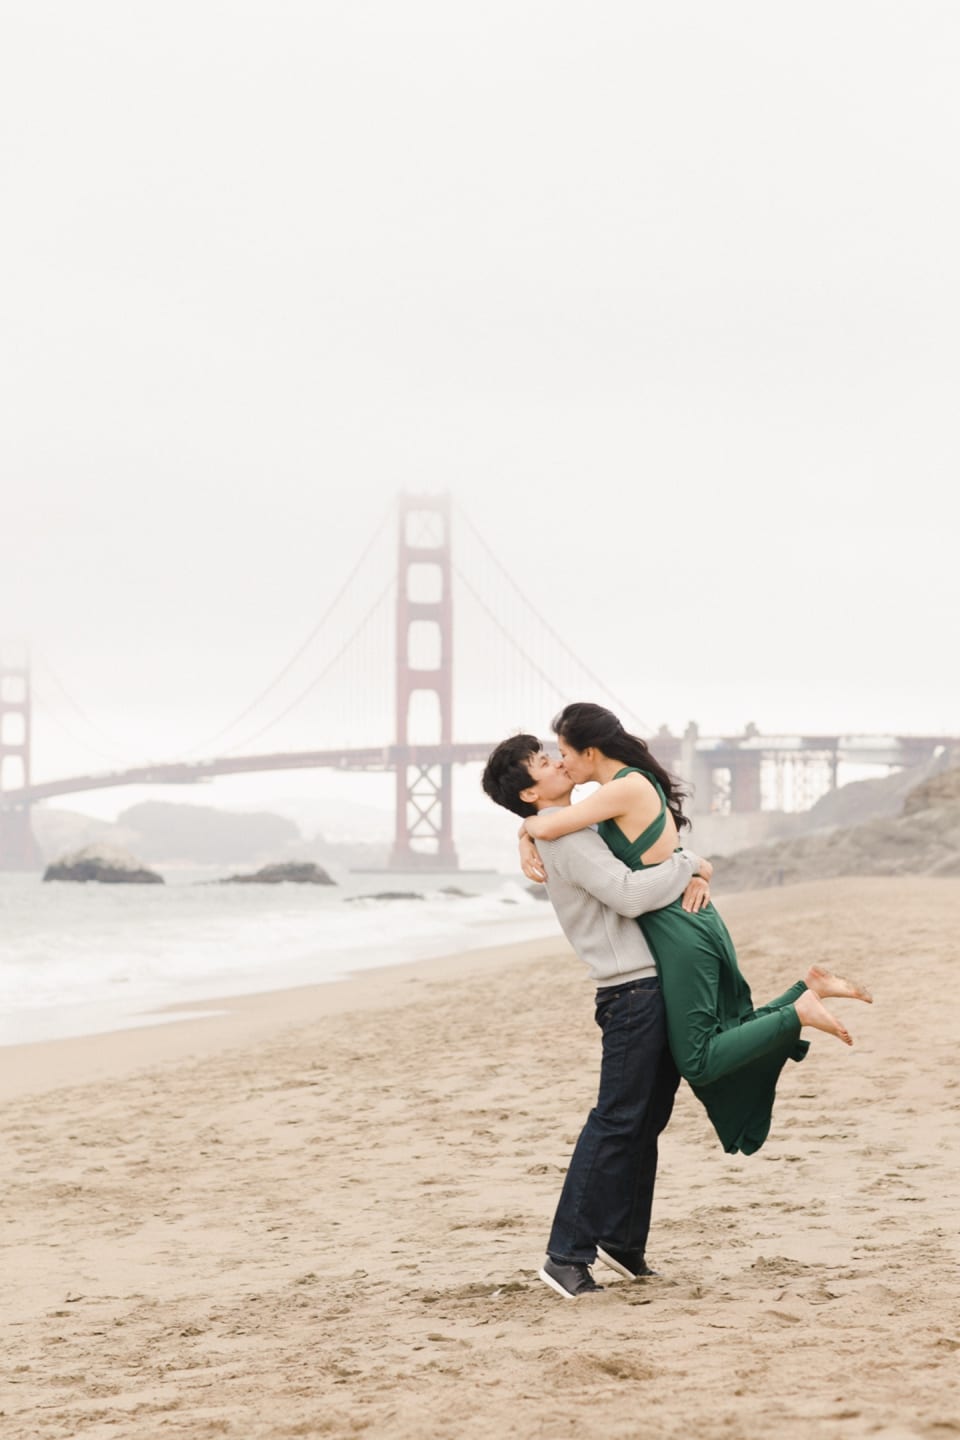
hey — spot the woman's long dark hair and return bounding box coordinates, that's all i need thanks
[552,702,691,833]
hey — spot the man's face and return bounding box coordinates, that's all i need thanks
[522,748,573,807]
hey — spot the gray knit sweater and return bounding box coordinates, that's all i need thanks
[535,822,702,987]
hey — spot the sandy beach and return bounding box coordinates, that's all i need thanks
[2,876,958,1440]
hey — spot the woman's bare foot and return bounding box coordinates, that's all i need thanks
[795,989,853,1045]
[805,964,872,1004]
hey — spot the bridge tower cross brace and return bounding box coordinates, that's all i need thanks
[391,494,458,869]
[0,658,41,870]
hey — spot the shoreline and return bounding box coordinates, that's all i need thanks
[0,867,559,1057]
[2,873,953,1104]
[0,933,568,1103]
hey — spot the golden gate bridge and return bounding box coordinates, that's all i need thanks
[1,493,955,870]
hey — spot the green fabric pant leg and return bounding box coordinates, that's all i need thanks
[642,908,807,1090]
[751,980,809,1020]
[695,981,812,1155]
[639,901,811,1154]
[696,1044,801,1156]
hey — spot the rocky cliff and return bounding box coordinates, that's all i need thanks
[712,766,960,892]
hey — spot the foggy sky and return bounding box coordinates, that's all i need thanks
[2,2,957,816]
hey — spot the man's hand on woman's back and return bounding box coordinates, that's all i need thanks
[682,876,711,913]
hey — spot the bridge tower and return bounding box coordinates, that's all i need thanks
[0,657,41,870]
[391,493,458,869]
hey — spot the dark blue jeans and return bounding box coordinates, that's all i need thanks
[547,977,680,1266]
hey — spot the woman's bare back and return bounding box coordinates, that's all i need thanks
[610,770,680,866]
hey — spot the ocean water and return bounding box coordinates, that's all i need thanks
[0,867,560,1048]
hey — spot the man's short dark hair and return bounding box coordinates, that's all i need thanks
[481,733,542,818]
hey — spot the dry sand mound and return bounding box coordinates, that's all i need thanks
[714,766,960,892]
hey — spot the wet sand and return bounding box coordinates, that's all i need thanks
[2,878,957,1439]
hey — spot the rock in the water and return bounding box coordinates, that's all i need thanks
[344,891,424,902]
[43,845,164,885]
[220,862,336,886]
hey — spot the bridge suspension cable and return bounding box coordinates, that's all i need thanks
[452,500,652,735]
[173,503,396,757]
[32,659,144,765]
[223,573,396,753]
[453,567,590,719]
[30,688,129,767]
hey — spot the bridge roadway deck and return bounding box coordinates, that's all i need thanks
[1,734,955,809]
[0,744,501,807]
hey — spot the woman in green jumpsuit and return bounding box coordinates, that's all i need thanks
[522,703,871,1156]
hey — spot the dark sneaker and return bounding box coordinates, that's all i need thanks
[538,1256,604,1300]
[595,1245,660,1280]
